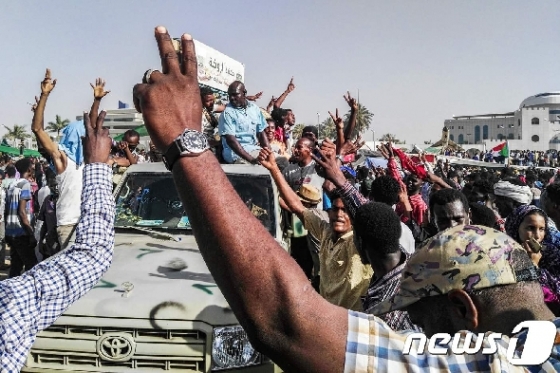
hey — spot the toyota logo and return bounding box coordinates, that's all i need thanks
[97,333,136,362]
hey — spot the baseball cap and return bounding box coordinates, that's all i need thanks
[372,224,538,315]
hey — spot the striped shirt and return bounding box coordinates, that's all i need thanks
[5,178,33,237]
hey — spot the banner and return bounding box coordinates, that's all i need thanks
[193,39,245,93]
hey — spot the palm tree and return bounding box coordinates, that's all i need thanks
[319,117,336,140]
[3,124,31,147]
[344,103,374,138]
[291,124,306,140]
[378,133,403,144]
[47,115,70,141]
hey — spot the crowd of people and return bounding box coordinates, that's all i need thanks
[443,149,559,167]
[1,25,560,372]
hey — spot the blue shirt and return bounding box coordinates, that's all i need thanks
[219,101,267,163]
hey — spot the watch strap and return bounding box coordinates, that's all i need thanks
[162,139,181,171]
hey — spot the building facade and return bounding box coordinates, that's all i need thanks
[76,108,148,147]
[444,92,560,151]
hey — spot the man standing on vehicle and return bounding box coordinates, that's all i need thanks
[219,81,269,164]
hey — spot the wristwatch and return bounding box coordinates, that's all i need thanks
[336,155,344,163]
[162,129,210,171]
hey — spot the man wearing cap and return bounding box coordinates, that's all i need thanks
[260,148,371,311]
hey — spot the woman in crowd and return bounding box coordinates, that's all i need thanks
[505,204,560,315]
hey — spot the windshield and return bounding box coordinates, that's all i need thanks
[115,172,276,236]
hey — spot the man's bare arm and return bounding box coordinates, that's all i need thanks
[273,77,295,109]
[133,28,348,373]
[343,91,358,141]
[89,78,110,127]
[224,135,257,163]
[31,69,66,174]
[259,148,306,221]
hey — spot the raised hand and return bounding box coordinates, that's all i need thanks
[82,110,112,164]
[30,96,39,112]
[384,142,394,158]
[329,108,344,130]
[377,145,390,160]
[286,77,295,93]
[343,91,358,111]
[41,68,57,95]
[133,27,203,152]
[311,141,347,187]
[90,78,111,99]
[247,91,263,101]
[258,147,277,170]
[340,136,364,157]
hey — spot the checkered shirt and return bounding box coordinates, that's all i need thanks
[345,311,560,372]
[0,164,115,372]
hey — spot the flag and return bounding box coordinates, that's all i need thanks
[118,101,129,109]
[491,142,509,158]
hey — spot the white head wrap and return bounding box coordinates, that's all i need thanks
[493,181,532,205]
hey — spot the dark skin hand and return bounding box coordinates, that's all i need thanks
[31,68,67,174]
[343,91,358,141]
[133,26,347,373]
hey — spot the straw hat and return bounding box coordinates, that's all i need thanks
[296,184,322,205]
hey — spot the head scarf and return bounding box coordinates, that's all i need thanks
[58,120,85,166]
[505,204,560,303]
[494,181,532,205]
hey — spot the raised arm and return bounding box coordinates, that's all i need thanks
[133,28,347,373]
[329,109,345,152]
[259,148,306,221]
[343,91,358,141]
[89,78,110,127]
[273,77,295,109]
[0,109,114,371]
[31,69,66,174]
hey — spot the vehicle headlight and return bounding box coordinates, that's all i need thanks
[212,325,261,370]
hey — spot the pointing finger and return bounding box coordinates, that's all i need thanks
[96,110,107,133]
[83,111,93,135]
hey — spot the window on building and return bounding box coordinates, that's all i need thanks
[482,125,488,140]
[449,134,454,141]
[531,118,540,125]
[474,125,481,143]
[518,135,521,139]
[507,133,514,139]
[508,124,514,128]
[458,134,464,144]
[518,119,521,126]
[497,134,505,140]
[532,135,540,142]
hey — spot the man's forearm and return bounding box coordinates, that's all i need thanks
[226,137,255,162]
[344,108,357,141]
[258,131,269,149]
[337,182,369,221]
[269,166,305,219]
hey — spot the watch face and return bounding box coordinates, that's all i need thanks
[181,131,209,154]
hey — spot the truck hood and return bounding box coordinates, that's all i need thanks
[63,231,238,326]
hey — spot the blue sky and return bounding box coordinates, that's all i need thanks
[1,0,559,145]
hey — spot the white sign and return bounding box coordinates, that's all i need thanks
[194,39,244,93]
[402,321,556,365]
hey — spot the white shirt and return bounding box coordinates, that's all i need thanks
[37,186,51,211]
[56,158,83,226]
[399,222,416,255]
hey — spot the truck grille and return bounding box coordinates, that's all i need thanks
[27,325,207,372]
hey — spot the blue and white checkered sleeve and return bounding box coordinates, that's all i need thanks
[34,163,115,328]
[344,311,524,373]
[0,163,115,371]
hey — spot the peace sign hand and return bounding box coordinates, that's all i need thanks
[286,77,295,93]
[329,109,344,130]
[343,91,358,111]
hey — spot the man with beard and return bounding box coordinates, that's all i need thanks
[218,81,269,164]
[259,148,372,310]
